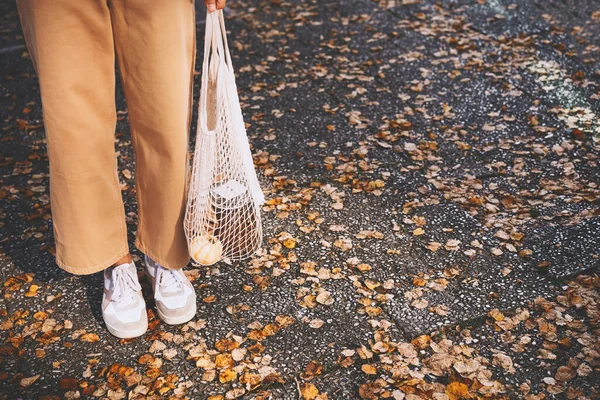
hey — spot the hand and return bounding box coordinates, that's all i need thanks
[204,0,226,12]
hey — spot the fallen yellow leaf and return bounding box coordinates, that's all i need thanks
[25,284,39,297]
[301,383,320,400]
[219,369,237,383]
[446,381,469,400]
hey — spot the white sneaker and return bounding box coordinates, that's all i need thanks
[102,262,148,338]
[144,255,197,325]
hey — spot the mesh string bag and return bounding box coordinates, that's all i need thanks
[185,10,265,266]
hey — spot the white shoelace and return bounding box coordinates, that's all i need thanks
[155,266,185,294]
[111,264,142,303]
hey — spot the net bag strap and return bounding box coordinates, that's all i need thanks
[199,11,226,135]
[213,11,266,206]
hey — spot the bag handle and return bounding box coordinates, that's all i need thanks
[217,11,234,76]
[198,11,227,135]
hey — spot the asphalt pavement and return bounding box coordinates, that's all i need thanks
[0,0,599,398]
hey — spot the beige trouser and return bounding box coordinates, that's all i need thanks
[17,0,196,274]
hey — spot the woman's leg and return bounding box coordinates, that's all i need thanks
[17,0,130,274]
[109,0,196,269]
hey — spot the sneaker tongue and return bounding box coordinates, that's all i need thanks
[111,263,141,302]
[159,270,183,294]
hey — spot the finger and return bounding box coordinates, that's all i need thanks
[216,0,226,10]
[204,0,216,12]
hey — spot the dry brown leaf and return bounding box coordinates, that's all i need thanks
[20,375,40,388]
[300,383,320,400]
[446,381,469,400]
[80,333,100,343]
[316,291,334,306]
[413,227,425,236]
[361,364,377,375]
[219,369,237,383]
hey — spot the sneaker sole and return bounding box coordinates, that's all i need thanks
[105,319,148,339]
[156,302,197,325]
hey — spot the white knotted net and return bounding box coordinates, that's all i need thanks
[184,10,264,266]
